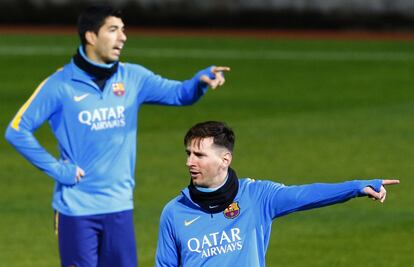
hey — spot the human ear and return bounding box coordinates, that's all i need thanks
[222,152,232,168]
[85,31,97,46]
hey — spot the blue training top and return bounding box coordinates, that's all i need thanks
[5,59,213,216]
[155,178,382,267]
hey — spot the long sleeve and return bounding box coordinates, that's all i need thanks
[4,76,77,185]
[140,66,213,106]
[251,179,383,220]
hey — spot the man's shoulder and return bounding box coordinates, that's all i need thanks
[46,63,72,81]
[160,194,186,220]
[162,194,185,211]
[239,177,259,188]
[37,64,71,91]
[239,177,285,194]
[119,62,152,75]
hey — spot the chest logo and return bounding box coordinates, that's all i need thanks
[74,93,89,102]
[184,216,200,227]
[112,82,125,96]
[223,202,240,219]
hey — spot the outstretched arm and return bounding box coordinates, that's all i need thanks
[140,65,230,105]
[252,179,399,220]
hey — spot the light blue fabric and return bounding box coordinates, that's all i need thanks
[155,178,382,267]
[5,60,213,216]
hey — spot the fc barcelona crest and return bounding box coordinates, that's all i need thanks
[112,82,125,96]
[223,202,240,219]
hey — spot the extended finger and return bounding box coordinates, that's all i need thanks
[212,66,231,73]
[382,179,400,185]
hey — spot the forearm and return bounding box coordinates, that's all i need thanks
[271,179,382,218]
[176,70,209,105]
[5,126,76,185]
[142,66,212,106]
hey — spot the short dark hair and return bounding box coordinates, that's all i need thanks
[184,121,235,152]
[77,5,123,46]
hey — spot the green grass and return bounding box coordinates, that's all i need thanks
[0,33,413,266]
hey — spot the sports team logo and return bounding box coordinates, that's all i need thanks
[112,82,125,96]
[223,202,240,219]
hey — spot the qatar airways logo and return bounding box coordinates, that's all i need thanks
[187,228,243,258]
[78,106,126,131]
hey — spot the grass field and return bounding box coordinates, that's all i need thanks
[0,32,413,266]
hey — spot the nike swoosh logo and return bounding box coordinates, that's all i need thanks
[74,93,89,102]
[184,216,200,227]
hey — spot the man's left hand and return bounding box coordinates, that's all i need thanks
[364,179,400,203]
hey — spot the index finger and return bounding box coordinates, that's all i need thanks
[382,179,400,185]
[212,66,231,73]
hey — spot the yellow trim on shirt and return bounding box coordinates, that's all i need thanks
[54,211,59,236]
[11,78,49,130]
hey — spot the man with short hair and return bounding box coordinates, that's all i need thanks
[5,5,229,267]
[155,121,399,267]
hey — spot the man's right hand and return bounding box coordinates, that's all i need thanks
[57,160,85,185]
[76,166,85,182]
[200,66,231,90]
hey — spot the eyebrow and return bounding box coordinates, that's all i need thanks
[185,149,205,156]
[107,23,125,30]
[108,25,121,29]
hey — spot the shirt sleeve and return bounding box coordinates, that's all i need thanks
[252,179,383,221]
[4,76,77,185]
[156,205,180,267]
[140,66,214,106]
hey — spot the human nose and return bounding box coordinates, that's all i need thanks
[186,154,194,167]
[119,30,127,42]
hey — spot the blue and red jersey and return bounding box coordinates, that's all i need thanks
[156,178,382,267]
[5,59,213,216]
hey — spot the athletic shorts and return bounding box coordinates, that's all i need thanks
[56,209,137,267]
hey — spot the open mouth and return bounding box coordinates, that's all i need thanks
[189,170,201,178]
[113,46,123,54]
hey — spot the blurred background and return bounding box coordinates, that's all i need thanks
[1,0,414,30]
[1,1,413,267]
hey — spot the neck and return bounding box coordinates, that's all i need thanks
[188,167,239,213]
[81,46,115,68]
[196,173,228,192]
[73,47,119,90]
